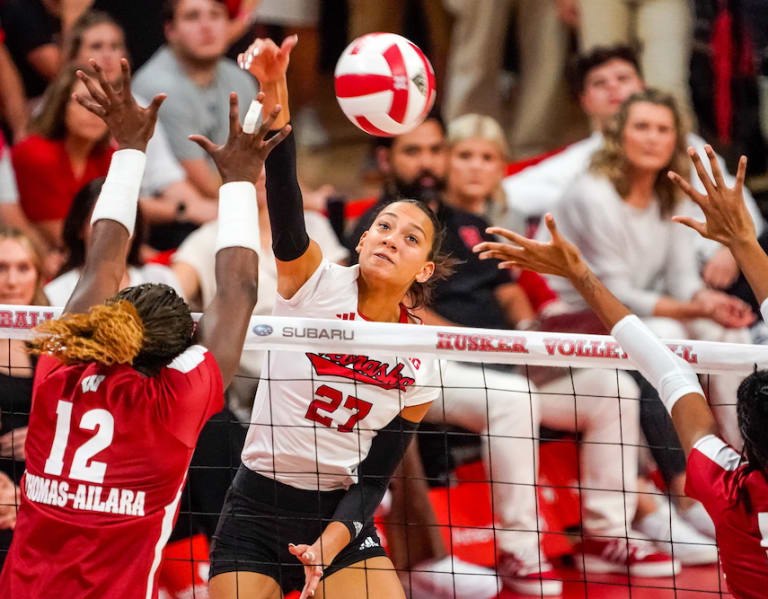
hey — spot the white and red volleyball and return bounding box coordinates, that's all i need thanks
[334,33,436,137]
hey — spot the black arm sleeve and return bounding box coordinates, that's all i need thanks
[331,414,420,541]
[264,130,310,261]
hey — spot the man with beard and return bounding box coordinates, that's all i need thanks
[347,115,528,331]
[133,0,258,198]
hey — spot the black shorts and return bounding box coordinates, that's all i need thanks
[209,464,388,594]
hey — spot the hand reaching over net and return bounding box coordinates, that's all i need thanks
[473,213,588,281]
[73,58,165,152]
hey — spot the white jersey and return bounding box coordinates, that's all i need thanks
[242,260,440,491]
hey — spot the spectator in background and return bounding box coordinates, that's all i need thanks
[578,0,694,124]
[133,0,258,198]
[442,0,580,157]
[43,178,183,307]
[0,25,29,144]
[11,64,113,254]
[0,225,49,569]
[503,45,766,292]
[0,0,62,101]
[66,11,218,240]
[545,88,754,451]
[445,113,525,233]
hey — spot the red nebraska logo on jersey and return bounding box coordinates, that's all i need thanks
[306,353,415,391]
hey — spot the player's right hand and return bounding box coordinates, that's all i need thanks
[473,213,589,281]
[238,35,298,84]
[188,91,291,185]
[73,58,165,153]
[288,542,323,599]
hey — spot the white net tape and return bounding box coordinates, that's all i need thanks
[2,303,765,374]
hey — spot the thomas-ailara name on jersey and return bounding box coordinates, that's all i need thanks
[25,472,146,516]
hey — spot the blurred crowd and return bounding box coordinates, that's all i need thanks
[2,0,768,597]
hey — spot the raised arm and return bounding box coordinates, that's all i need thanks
[670,146,768,311]
[64,59,165,315]
[473,215,717,455]
[239,36,324,299]
[188,92,290,387]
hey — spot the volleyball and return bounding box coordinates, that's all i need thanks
[334,33,436,137]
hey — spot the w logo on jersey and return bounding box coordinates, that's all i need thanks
[81,375,106,393]
[336,312,356,321]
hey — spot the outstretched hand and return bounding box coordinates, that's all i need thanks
[188,91,291,184]
[238,35,298,84]
[473,214,587,280]
[288,542,323,599]
[668,146,755,247]
[74,58,165,152]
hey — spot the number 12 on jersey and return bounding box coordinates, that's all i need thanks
[44,400,115,484]
[305,385,373,433]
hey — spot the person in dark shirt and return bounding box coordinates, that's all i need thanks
[0,0,61,99]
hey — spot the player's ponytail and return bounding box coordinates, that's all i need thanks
[30,300,144,366]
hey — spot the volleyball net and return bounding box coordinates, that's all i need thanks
[1,304,756,598]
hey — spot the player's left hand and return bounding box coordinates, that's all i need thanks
[74,58,166,152]
[238,35,298,84]
[669,147,755,248]
[473,214,588,281]
[0,426,27,461]
[288,542,323,599]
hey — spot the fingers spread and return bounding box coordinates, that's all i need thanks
[667,170,706,205]
[188,134,218,155]
[227,92,241,138]
[148,94,167,117]
[119,58,133,103]
[73,94,107,117]
[735,155,747,194]
[77,70,110,106]
[258,104,283,137]
[90,59,118,104]
[705,145,727,190]
[264,124,291,154]
[688,147,718,197]
[670,215,708,237]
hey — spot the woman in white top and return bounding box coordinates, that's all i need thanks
[44,177,183,307]
[546,88,754,539]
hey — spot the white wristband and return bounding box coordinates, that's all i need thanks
[611,314,704,413]
[90,149,146,235]
[761,298,768,324]
[215,181,260,253]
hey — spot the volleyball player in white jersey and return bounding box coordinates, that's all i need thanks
[208,38,446,599]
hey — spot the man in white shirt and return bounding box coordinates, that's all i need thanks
[502,44,765,290]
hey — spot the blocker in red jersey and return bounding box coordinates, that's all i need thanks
[334,33,436,136]
[0,55,290,598]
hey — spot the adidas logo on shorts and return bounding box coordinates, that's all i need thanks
[359,536,379,550]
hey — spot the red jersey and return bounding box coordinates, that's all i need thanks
[0,345,223,598]
[11,135,114,222]
[685,434,768,599]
